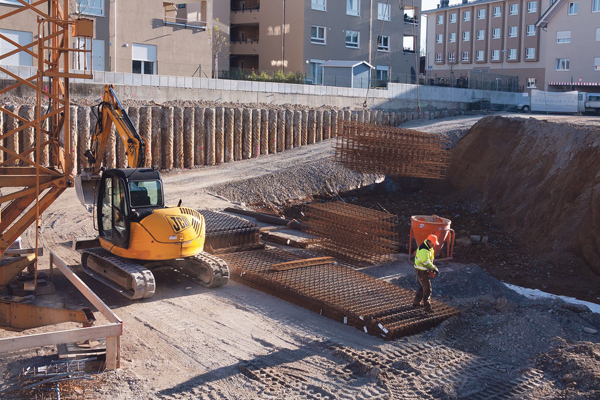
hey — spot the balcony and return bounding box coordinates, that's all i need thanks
[163,15,207,30]
[230,39,260,55]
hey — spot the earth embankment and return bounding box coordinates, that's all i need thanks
[447,116,600,274]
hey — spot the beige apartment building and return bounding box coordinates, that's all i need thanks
[424,0,550,91]
[424,0,600,92]
[0,0,228,78]
[537,0,600,91]
[230,0,421,85]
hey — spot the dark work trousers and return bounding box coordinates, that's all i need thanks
[413,269,432,309]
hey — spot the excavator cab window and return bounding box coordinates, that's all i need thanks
[98,174,130,248]
[129,180,163,208]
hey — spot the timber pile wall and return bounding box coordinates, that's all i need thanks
[0,105,464,174]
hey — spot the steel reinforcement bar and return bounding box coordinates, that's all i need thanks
[301,202,399,264]
[220,247,459,340]
[334,120,451,179]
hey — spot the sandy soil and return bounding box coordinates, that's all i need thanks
[1,112,600,399]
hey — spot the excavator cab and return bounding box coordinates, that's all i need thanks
[96,167,164,250]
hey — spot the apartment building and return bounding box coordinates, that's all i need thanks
[230,0,421,84]
[537,0,600,91]
[0,0,228,78]
[424,0,550,90]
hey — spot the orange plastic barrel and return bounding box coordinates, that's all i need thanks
[410,215,452,257]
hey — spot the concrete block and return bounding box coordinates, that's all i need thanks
[176,76,185,88]
[265,82,273,93]
[142,74,152,86]
[93,71,105,83]
[223,79,231,91]
[200,78,209,88]
[132,74,142,86]
[168,75,177,87]
[192,77,201,89]
[184,77,193,88]
[215,79,224,90]
[258,81,266,92]
[151,75,160,86]
[124,73,133,86]
[159,75,169,86]
[105,72,116,83]
[229,80,238,91]
[208,79,216,90]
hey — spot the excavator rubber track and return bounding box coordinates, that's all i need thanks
[81,248,156,300]
[183,252,230,288]
[81,248,229,300]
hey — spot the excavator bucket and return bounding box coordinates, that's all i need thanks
[75,173,100,206]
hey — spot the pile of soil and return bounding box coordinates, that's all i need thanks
[448,116,600,274]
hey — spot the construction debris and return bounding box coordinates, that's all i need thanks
[220,247,459,340]
[334,120,451,179]
[302,201,399,264]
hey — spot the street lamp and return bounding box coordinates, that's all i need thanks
[500,49,507,91]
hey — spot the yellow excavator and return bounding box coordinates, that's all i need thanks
[74,85,228,299]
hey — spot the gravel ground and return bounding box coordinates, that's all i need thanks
[1,112,599,399]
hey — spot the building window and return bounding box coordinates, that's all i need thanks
[448,52,456,63]
[311,25,326,44]
[594,0,600,12]
[312,0,326,11]
[493,6,501,17]
[449,32,456,42]
[568,2,577,15]
[477,9,485,19]
[463,10,471,21]
[492,49,500,60]
[527,78,537,88]
[347,0,360,16]
[594,57,600,70]
[463,31,470,41]
[378,2,390,20]
[309,60,324,84]
[462,51,469,62]
[375,66,389,82]
[435,53,442,62]
[527,1,537,12]
[477,50,484,61]
[75,38,105,72]
[509,26,518,37]
[437,15,444,25]
[556,58,570,70]
[493,28,500,39]
[377,35,390,51]
[345,30,359,48]
[508,49,517,60]
[477,29,485,40]
[76,0,103,16]
[0,28,33,66]
[0,0,31,5]
[450,13,457,23]
[436,34,443,43]
[527,25,536,36]
[557,31,571,43]
[509,4,518,14]
[132,43,157,75]
[526,48,535,59]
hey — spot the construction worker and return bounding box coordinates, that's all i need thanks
[413,234,439,312]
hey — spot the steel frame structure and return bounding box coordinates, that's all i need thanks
[0,0,91,288]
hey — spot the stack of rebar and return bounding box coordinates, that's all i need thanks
[220,247,459,340]
[302,202,399,264]
[202,210,260,250]
[334,120,451,179]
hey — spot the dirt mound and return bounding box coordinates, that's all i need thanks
[447,116,600,274]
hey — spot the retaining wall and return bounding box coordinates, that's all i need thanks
[0,104,464,174]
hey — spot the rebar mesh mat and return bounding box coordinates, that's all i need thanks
[334,120,451,179]
[302,201,399,264]
[220,247,459,340]
[202,210,260,250]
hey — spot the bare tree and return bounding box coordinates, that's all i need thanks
[210,18,229,79]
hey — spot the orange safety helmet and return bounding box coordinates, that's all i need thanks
[426,234,439,246]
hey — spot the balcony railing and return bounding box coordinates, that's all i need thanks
[231,5,260,12]
[163,15,207,30]
[231,38,259,44]
[404,16,418,24]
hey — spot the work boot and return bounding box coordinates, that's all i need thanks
[412,302,423,308]
[424,306,434,313]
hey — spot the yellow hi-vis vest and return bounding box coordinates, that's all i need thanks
[414,241,435,271]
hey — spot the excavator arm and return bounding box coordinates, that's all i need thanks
[84,85,146,173]
[75,85,147,206]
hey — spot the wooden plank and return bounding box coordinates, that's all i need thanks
[270,257,334,272]
[0,323,122,353]
[105,336,120,370]
[50,253,122,324]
